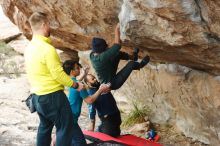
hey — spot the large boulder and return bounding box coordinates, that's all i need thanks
[114,63,220,145]
[2,0,220,74]
[79,51,220,145]
[2,0,220,145]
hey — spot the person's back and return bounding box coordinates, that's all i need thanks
[25,12,81,146]
[25,35,67,94]
[90,43,121,84]
[90,24,150,90]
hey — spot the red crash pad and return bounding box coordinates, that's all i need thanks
[83,130,163,146]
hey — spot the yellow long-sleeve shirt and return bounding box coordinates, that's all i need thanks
[25,35,74,95]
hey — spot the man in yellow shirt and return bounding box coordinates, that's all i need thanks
[25,12,83,146]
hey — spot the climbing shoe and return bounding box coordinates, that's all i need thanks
[139,55,150,68]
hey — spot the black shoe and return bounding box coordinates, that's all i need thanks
[139,55,150,68]
[133,48,139,61]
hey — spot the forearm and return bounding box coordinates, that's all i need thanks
[84,90,102,104]
[114,24,121,44]
[51,66,74,87]
[77,67,89,81]
[76,74,85,81]
[90,89,102,102]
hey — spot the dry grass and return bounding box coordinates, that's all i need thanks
[122,101,150,128]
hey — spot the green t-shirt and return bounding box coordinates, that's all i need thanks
[90,44,121,84]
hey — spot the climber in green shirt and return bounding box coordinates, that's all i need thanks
[90,23,150,90]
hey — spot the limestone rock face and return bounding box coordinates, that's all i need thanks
[79,51,220,145]
[2,0,220,74]
[119,0,220,75]
[1,0,122,51]
[2,0,220,144]
[114,64,220,145]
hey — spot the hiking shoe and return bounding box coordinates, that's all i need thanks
[133,48,139,61]
[139,55,150,68]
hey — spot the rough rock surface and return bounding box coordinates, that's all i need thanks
[2,0,220,74]
[79,51,220,145]
[117,63,220,145]
[0,5,21,42]
[1,0,220,145]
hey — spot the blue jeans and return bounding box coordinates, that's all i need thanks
[72,123,87,146]
[33,90,75,146]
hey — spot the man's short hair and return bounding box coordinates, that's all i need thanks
[62,60,81,75]
[28,12,48,30]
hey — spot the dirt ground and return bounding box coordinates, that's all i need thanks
[0,75,208,146]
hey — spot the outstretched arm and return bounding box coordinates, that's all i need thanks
[97,23,122,62]
[83,84,110,104]
[76,66,89,81]
[45,47,83,90]
[114,23,121,44]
